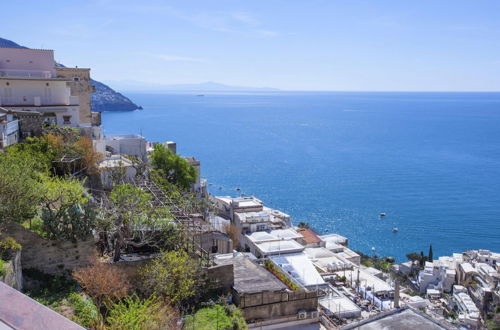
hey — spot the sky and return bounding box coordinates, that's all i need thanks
[3,0,500,91]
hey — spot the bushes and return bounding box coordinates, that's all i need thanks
[72,261,131,309]
[0,260,6,277]
[67,292,100,328]
[0,237,21,260]
[184,304,247,330]
[106,295,179,330]
[263,260,299,290]
[140,250,201,305]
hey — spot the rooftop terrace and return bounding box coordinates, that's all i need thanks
[214,254,287,294]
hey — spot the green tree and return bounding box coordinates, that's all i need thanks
[428,244,433,262]
[40,175,95,241]
[297,222,310,229]
[140,250,201,305]
[150,144,196,191]
[0,152,44,225]
[101,184,175,261]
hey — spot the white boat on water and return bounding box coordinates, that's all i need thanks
[392,227,398,232]
[379,212,386,217]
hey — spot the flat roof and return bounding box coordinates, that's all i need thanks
[246,228,302,243]
[340,307,452,330]
[215,255,287,294]
[320,233,348,244]
[270,252,325,287]
[106,134,144,140]
[320,288,361,314]
[256,240,304,254]
[236,210,271,223]
[99,155,133,168]
[337,268,393,293]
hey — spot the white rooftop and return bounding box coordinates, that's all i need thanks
[236,210,271,223]
[246,228,302,243]
[339,268,393,293]
[270,252,325,288]
[256,240,304,254]
[320,233,348,245]
[106,134,144,140]
[99,155,133,168]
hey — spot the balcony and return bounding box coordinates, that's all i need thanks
[0,69,52,79]
[0,119,19,135]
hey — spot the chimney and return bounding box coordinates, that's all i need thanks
[394,280,400,308]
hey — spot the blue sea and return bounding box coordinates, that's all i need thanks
[102,92,500,261]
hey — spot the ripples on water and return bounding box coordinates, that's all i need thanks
[103,92,500,261]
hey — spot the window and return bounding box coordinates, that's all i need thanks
[63,115,71,125]
[73,77,80,82]
[256,224,266,231]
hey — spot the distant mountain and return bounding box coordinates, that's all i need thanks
[0,37,140,112]
[103,80,280,92]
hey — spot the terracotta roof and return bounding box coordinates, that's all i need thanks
[297,228,322,244]
[0,282,84,330]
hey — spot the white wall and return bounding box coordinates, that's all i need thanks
[0,79,70,106]
[0,48,56,78]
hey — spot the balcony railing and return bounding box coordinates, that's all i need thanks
[0,69,53,78]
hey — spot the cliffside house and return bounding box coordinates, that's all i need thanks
[0,46,104,152]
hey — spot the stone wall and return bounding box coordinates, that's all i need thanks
[206,263,234,292]
[237,289,318,322]
[0,251,23,290]
[0,222,96,277]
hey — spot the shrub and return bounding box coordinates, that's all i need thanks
[106,295,179,330]
[263,260,299,290]
[140,250,201,305]
[67,292,100,328]
[0,237,21,260]
[0,260,6,277]
[72,261,130,309]
[184,304,247,330]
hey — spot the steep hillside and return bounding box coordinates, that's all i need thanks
[0,37,140,111]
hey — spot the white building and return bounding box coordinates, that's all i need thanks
[105,134,147,161]
[243,228,304,257]
[99,155,137,189]
[453,285,480,327]
[269,252,326,289]
[0,47,82,128]
[0,108,19,148]
[418,255,462,294]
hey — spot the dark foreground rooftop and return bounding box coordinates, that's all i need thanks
[215,254,287,294]
[340,307,453,330]
[0,282,84,330]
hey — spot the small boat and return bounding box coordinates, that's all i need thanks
[379,212,386,217]
[236,187,241,191]
[392,228,398,232]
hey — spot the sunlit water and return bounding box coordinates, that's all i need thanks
[102,92,500,261]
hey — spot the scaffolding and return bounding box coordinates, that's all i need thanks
[133,177,213,265]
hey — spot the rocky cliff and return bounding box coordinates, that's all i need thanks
[0,37,141,112]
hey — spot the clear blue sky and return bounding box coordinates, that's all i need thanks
[3,0,500,91]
